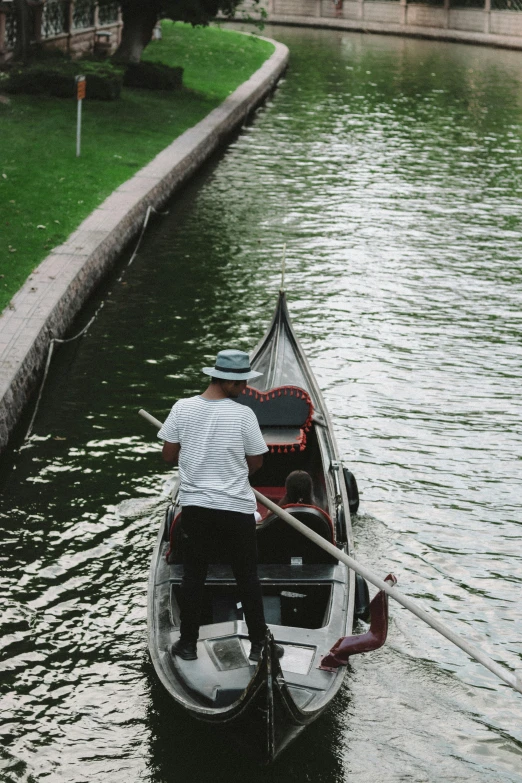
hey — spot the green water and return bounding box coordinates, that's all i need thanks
[1,25,521,782]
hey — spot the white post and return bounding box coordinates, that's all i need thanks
[75,75,86,157]
[76,97,82,157]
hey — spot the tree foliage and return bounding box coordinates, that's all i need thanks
[104,0,260,64]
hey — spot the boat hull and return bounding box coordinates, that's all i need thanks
[148,292,356,763]
[179,633,337,765]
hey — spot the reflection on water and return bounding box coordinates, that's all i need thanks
[1,25,522,783]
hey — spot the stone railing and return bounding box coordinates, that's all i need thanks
[0,0,122,62]
[239,0,522,49]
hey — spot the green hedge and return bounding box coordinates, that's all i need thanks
[6,61,124,100]
[123,61,184,90]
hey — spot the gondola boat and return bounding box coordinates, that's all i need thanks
[147,291,392,764]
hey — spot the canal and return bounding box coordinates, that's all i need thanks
[1,24,522,783]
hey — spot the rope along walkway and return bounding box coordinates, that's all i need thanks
[23,205,165,442]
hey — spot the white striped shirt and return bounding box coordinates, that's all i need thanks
[158,396,268,514]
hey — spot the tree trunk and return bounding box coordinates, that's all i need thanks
[112,1,160,64]
[13,0,32,62]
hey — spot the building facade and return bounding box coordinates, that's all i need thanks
[0,0,122,63]
[242,0,522,49]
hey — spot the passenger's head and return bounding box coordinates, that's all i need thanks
[284,470,314,504]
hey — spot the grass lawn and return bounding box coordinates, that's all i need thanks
[0,22,274,312]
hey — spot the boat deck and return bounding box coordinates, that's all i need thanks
[159,559,349,711]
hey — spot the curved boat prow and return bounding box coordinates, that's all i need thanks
[255,629,308,766]
[259,628,279,765]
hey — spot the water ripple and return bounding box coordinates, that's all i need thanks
[0,23,521,783]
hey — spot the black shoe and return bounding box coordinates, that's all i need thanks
[171,639,197,660]
[249,641,284,662]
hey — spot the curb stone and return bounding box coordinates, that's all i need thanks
[0,37,289,454]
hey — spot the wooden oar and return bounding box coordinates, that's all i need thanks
[139,408,522,696]
[254,490,522,694]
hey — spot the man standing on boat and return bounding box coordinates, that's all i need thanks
[158,349,284,663]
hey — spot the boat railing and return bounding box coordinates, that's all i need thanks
[168,563,344,583]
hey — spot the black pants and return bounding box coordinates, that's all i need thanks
[179,505,267,645]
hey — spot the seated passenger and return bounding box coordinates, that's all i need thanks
[279,470,315,507]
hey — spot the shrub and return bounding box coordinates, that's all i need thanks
[27,45,71,62]
[123,61,183,91]
[6,60,124,100]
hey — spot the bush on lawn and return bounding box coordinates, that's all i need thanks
[27,45,71,62]
[123,61,183,90]
[6,60,124,100]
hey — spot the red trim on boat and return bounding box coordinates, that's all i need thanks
[165,511,182,562]
[242,385,314,453]
[319,574,397,670]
